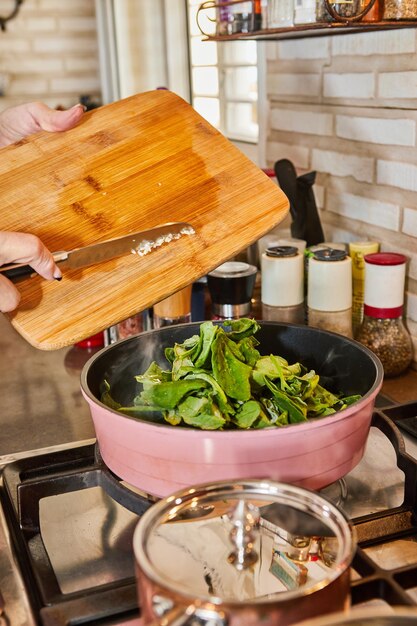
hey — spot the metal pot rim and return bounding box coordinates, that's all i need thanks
[133,478,356,606]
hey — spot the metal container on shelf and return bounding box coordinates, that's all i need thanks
[317,0,378,21]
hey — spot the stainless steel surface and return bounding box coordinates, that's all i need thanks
[41,485,138,594]
[0,315,95,456]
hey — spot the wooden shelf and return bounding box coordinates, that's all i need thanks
[202,20,417,41]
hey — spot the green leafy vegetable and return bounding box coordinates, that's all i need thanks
[101,319,361,431]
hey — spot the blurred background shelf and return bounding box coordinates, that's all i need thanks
[202,20,417,41]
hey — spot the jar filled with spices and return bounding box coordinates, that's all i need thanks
[261,245,305,323]
[317,0,361,21]
[355,253,413,378]
[383,0,417,18]
[307,248,353,337]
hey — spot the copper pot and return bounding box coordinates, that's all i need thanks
[133,479,356,626]
[297,607,417,624]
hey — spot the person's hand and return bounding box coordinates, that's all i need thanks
[0,101,85,147]
[0,232,62,312]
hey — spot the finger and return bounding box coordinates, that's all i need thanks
[29,102,86,133]
[0,232,62,280]
[0,274,21,312]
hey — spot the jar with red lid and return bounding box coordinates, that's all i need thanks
[355,252,413,378]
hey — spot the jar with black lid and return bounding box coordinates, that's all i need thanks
[307,248,353,338]
[261,245,305,323]
[207,261,258,320]
[355,253,413,378]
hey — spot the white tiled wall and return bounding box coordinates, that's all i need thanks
[0,0,100,111]
[266,29,417,367]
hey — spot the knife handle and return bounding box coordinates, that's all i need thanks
[0,264,36,282]
[0,251,68,283]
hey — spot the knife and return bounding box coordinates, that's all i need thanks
[0,222,195,282]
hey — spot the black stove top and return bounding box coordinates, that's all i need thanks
[1,401,417,626]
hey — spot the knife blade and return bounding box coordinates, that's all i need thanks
[0,222,195,282]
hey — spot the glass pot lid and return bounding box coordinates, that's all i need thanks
[133,479,355,604]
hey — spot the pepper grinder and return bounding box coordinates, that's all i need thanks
[355,253,413,378]
[261,246,304,324]
[153,285,193,328]
[207,261,258,320]
[307,248,353,337]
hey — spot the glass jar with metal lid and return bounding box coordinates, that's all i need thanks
[261,245,305,324]
[355,252,413,378]
[307,248,353,338]
[207,261,258,320]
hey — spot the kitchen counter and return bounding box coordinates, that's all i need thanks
[0,312,416,459]
[0,315,96,457]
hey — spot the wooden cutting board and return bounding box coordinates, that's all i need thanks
[0,90,289,350]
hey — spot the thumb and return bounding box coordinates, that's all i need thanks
[32,102,86,133]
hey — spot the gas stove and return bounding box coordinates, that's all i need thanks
[1,399,417,626]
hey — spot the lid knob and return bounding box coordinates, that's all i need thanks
[227,500,260,570]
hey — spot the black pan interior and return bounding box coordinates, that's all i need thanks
[82,322,383,409]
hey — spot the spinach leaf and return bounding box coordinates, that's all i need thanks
[211,330,252,401]
[139,379,208,410]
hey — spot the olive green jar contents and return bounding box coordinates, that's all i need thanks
[355,253,413,378]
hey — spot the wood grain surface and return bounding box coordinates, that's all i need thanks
[0,90,289,350]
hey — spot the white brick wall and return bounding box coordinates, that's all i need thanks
[267,140,309,169]
[265,30,417,367]
[270,108,333,136]
[323,73,375,99]
[331,29,416,56]
[403,208,417,237]
[327,190,401,231]
[0,0,100,111]
[312,149,374,183]
[268,73,321,97]
[336,115,416,147]
[378,71,417,99]
[377,160,417,192]
[277,38,330,60]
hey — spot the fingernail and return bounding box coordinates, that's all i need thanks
[71,103,87,112]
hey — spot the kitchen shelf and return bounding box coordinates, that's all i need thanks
[202,20,417,41]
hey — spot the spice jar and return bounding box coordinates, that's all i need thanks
[383,0,417,19]
[261,245,305,324]
[267,0,295,26]
[317,0,377,21]
[317,0,361,21]
[294,0,317,23]
[348,241,380,335]
[307,248,353,337]
[153,285,193,328]
[207,261,257,320]
[355,253,413,378]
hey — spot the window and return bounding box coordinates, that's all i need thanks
[187,0,259,143]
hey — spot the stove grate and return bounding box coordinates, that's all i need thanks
[0,404,416,625]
